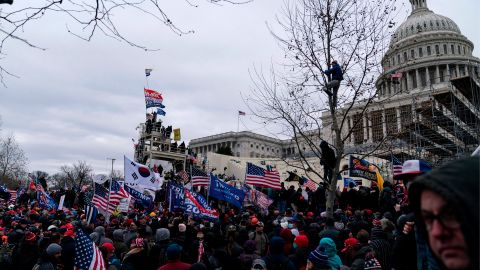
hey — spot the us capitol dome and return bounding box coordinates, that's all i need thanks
[376,0,480,97]
[321,0,480,166]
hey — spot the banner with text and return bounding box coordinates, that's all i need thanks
[349,155,377,181]
[209,175,245,208]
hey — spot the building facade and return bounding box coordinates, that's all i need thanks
[188,131,299,159]
[322,0,480,165]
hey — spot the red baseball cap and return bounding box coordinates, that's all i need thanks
[341,237,359,253]
[102,242,115,252]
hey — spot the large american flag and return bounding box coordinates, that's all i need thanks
[392,156,403,176]
[74,228,106,270]
[191,167,209,187]
[245,163,281,190]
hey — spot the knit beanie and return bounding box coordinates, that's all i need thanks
[46,243,62,256]
[113,229,124,241]
[94,226,105,236]
[156,228,170,242]
[166,243,182,260]
[308,247,330,267]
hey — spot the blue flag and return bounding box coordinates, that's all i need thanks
[157,108,166,116]
[168,182,185,212]
[124,185,153,207]
[184,189,219,221]
[343,178,358,188]
[37,186,57,210]
[209,175,245,208]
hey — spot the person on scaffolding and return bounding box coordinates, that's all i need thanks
[322,60,343,100]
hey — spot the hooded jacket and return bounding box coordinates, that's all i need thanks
[409,156,479,270]
[319,237,342,270]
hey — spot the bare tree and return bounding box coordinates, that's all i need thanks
[0,0,251,83]
[59,160,93,188]
[111,169,124,180]
[247,0,399,217]
[0,134,28,183]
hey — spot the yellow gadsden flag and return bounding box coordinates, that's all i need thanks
[173,128,181,141]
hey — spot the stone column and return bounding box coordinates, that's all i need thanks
[415,69,420,89]
[446,64,451,79]
[363,116,368,143]
[396,107,402,132]
[406,71,411,91]
[425,66,430,85]
[367,114,373,143]
[382,109,387,139]
[435,65,440,83]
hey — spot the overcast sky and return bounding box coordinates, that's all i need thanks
[0,0,478,175]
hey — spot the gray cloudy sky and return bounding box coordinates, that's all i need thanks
[0,0,478,175]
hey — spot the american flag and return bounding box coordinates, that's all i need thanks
[74,228,106,270]
[238,111,246,116]
[245,163,281,190]
[108,180,129,213]
[92,183,109,212]
[178,170,189,183]
[8,189,17,203]
[391,72,403,79]
[302,177,318,191]
[191,167,209,187]
[392,156,403,176]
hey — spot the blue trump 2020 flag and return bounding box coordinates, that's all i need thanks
[209,174,245,208]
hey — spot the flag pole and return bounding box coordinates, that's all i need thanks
[106,158,115,218]
[237,112,240,133]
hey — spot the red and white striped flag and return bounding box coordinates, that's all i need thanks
[245,163,281,190]
[75,228,106,270]
[8,189,17,203]
[303,177,318,191]
[92,183,109,212]
[191,167,209,187]
[178,170,189,183]
[107,180,129,213]
[393,165,403,176]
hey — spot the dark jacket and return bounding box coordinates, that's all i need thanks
[61,236,75,270]
[121,248,148,270]
[408,156,479,270]
[324,63,343,81]
[288,247,309,270]
[350,245,373,270]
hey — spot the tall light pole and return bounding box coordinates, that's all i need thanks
[106,158,116,216]
[107,158,116,179]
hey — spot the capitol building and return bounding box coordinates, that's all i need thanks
[320,0,479,165]
[189,0,479,170]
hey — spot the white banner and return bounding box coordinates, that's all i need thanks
[117,196,131,212]
[93,174,108,184]
[124,156,162,191]
[58,195,65,210]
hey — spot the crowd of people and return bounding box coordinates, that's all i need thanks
[0,156,477,270]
